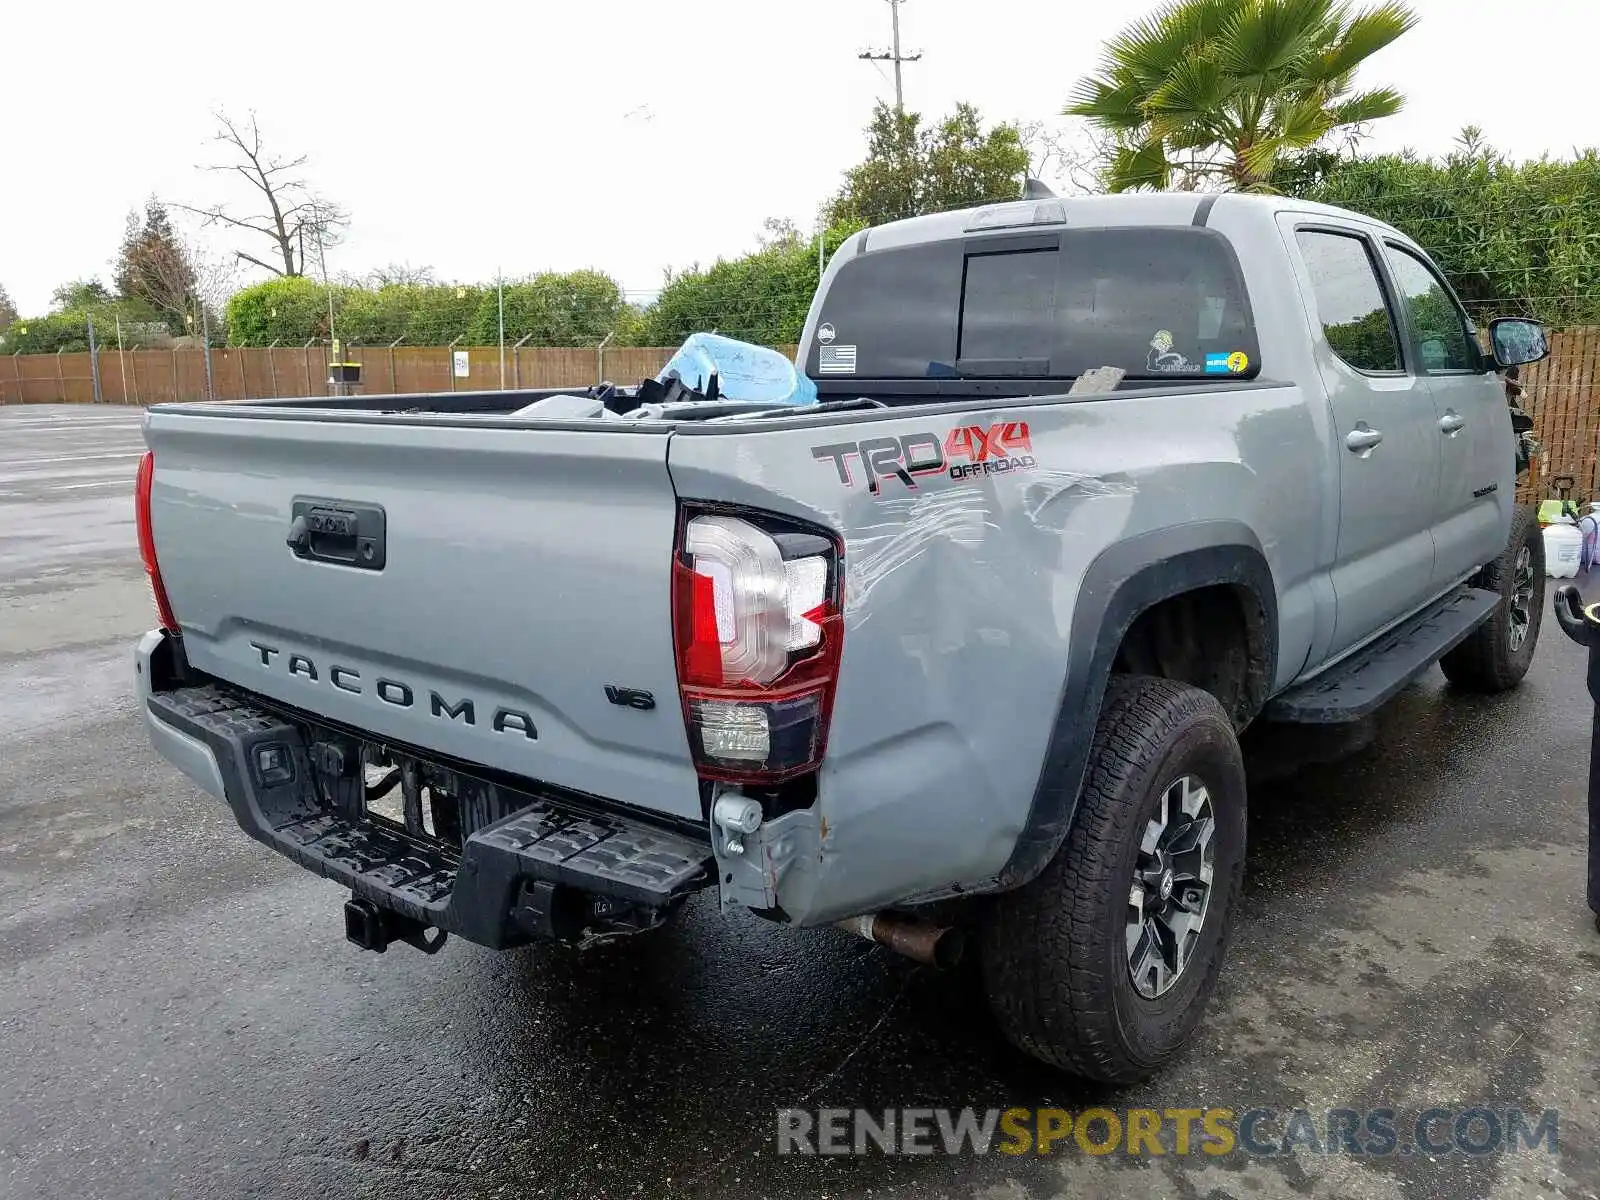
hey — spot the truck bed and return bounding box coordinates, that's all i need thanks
[141,370,1302,918]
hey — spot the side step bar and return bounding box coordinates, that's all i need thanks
[1264,586,1500,724]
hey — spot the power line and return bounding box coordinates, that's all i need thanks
[858,0,921,113]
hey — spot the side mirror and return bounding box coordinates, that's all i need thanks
[1489,317,1550,368]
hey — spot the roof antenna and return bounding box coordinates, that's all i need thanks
[1023,177,1057,199]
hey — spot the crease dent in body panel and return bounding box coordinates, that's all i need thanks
[1021,470,1139,531]
[843,486,996,630]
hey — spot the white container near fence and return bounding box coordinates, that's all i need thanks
[1544,517,1584,578]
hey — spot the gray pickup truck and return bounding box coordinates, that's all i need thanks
[135,192,1552,1084]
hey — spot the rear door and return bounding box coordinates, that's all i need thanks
[143,411,704,820]
[1378,241,1512,589]
[1287,222,1440,656]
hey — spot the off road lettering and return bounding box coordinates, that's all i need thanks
[812,421,1036,495]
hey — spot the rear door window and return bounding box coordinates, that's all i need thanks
[1295,229,1403,373]
[1383,244,1481,372]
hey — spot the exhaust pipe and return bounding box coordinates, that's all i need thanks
[837,911,965,970]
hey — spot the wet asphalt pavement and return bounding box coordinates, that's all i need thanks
[2,403,1597,1200]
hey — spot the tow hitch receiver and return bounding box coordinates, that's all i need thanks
[344,896,449,955]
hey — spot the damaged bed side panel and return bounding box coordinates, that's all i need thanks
[666,382,1327,924]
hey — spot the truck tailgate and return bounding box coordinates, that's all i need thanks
[142,411,702,821]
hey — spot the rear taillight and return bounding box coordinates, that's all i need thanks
[134,451,180,631]
[673,511,843,783]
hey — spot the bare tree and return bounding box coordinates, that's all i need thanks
[173,111,349,278]
[357,262,437,288]
[147,233,239,327]
[189,240,241,316]
[756,217,802,251]
[1018,118,1113,195]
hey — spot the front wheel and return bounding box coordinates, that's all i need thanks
[1440,504,1545,692]
[980,676,1247,1084]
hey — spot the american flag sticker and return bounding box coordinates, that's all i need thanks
[819,344,858,374]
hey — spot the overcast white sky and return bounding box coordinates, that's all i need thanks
[3,0,1594,315]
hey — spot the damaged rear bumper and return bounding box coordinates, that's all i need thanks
[136,631,714,950]
[137,629,1010,943]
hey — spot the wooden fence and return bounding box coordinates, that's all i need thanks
[1518,327,1600,500]
[0,344,732,408]
[6,330,1600,497]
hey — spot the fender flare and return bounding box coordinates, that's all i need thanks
[996,520,1278,890]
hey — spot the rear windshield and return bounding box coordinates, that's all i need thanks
[809,226,1260,383]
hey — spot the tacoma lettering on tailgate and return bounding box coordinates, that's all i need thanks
[248,641,538,739]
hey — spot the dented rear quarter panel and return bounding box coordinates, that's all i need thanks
[667,374,1328,923]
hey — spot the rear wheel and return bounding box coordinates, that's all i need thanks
[1441,504,1544,692]
[980,675,1246,1083]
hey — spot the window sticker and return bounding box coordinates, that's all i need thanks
[819,344,858,374]
[1148,329,1197,373]
[1204,351,1251,375]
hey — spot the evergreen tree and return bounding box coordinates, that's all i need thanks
[115,198,200,328]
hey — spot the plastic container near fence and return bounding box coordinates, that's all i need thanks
[1545,517,1584,578]
[1539,499,1572,526]
[1581,513,1600,572]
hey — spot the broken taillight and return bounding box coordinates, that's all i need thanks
[672,510,843,783]
[134,450,180,631]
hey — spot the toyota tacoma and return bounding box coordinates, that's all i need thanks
[134,191,1551,1083]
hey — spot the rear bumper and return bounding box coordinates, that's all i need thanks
[135,631,714,949]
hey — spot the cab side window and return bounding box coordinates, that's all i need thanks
[1295,230,1402,373]
[1383,244,1480,372]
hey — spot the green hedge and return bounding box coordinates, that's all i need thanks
[224,272,629,347]
[224,277,332,346]
[221,245,857,349]
[1300,146,1600,326]
[2,312,102,354]
[629,223,863,348]
[465,271,624,346]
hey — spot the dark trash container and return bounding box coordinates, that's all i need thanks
[1551,584,1600,928]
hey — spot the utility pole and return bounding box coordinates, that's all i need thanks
[200,307,214,401]
[87,313,103,404]
[312,200,336,350]
[859,0,921,113]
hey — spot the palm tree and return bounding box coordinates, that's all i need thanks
[1067,0,1418,192]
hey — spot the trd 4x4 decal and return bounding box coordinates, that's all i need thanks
[811,420,1037,495]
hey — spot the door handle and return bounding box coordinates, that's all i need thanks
[287,498,387,570]
[1345,424,1383,456]
[1439,410,1466,435]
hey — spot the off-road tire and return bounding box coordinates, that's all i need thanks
[980,675,1246,1084]
[1440,503,1545,692]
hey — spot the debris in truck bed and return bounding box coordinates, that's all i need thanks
[656,333,817,408]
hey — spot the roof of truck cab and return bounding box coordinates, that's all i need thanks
[857,191,1405,254]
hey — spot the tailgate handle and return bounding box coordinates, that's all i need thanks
[287,498,387,570]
